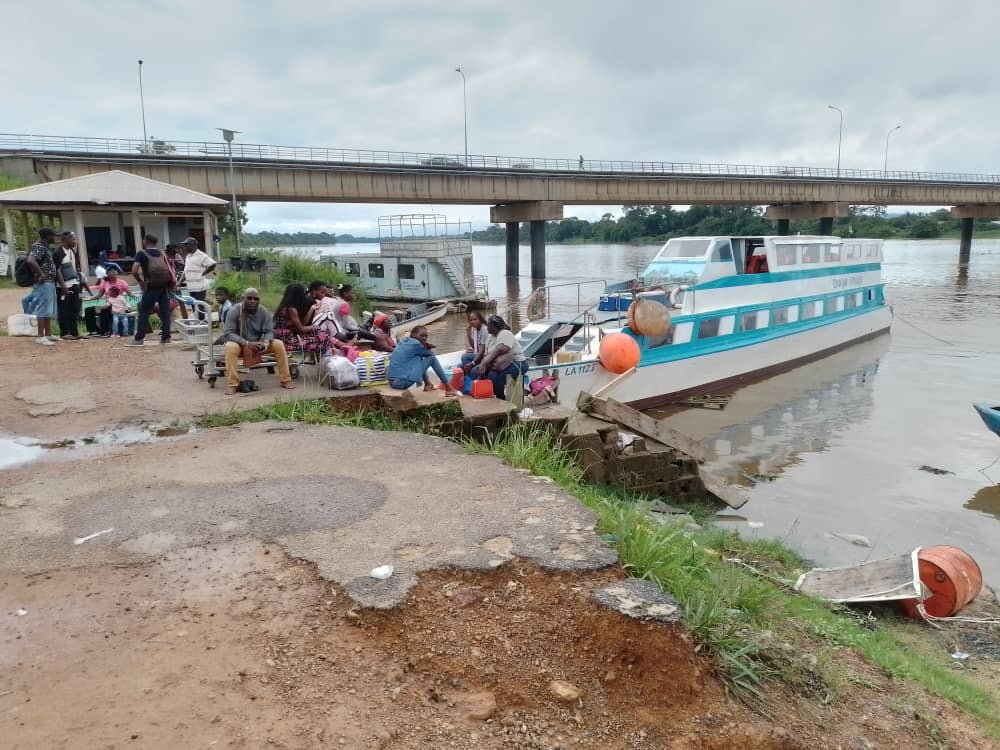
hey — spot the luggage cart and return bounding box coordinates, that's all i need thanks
[188,300,302,387]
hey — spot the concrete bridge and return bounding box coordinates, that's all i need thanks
[2,133,999,276]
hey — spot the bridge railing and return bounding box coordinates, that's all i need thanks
[1,132,999,185]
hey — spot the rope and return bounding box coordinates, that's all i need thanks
[916,602,1000,627]
[978,454,1000,483]
[892,310,954,346]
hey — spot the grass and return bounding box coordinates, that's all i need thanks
[196,401,999,736]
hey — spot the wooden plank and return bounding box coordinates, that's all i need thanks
[577,392,708,463]
[696,467,749,510]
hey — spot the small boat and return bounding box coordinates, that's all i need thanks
[973,402,1000,437]
[379,301,449,336]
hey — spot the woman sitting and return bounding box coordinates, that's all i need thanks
[329,284,376,342]
[387,325,457,396]
[472,315,528,399]
[273,282,339,357]
[372,313,397,353]
[460,311,487,369]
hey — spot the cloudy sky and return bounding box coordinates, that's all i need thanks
[3,1,996,234]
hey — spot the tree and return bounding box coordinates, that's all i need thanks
[910,217,941,238]
[218,201,249,240]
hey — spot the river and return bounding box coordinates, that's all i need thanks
[289,239,1000,583]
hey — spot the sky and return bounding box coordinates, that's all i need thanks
[3,0,997,234]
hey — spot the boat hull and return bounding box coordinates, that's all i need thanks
[973,402,1000,438]
[545,306,892,409]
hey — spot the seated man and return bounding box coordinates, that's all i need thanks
[387,325,457,396]
[221,288,296,396]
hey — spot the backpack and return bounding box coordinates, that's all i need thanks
[14,256,34,287]
[143,250,175,288]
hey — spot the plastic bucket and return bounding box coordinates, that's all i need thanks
[901,545,983,619]
[449,367,465,391]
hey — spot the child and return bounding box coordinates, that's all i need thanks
[107,286,133,337]
[214,286,233,326]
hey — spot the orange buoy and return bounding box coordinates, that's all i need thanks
[627,298,671,337]
[901,545,983,620]
[598,332,641,374]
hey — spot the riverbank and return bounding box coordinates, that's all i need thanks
[1,336,998,748]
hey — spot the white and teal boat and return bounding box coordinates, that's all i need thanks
[485,235,892,409]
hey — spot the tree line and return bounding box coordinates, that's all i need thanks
[467,205,995,244]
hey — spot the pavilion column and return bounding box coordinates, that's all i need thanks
[203,210,215,259]
[2,206,14,277]
[131,211,143,252]
[73,208,89,272]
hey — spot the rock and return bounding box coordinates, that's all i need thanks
[459,691,498,721]
[592,579,681,623]
[549,680,582,703]
[603,670,617,684]
[826,532,873,548]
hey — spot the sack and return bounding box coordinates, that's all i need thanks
[324,355,360,390]
[7,313,37,336]
[236,379,259,393]
[144,251,175,288]
[241,344,263,367]
[354,350,389,387]
[14,256,33,287]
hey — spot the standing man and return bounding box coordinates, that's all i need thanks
[54,231,91,340]
[22,227,59,346]
[181,236,215,321]
[126,234,174,347]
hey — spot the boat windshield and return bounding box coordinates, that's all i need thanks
[642,259,704,285]
[656,238,711,259]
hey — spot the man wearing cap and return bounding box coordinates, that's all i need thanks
[220,288,295,395]
[181,237,216,321]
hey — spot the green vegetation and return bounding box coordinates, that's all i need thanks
[212,253,370,313]
[468,204,997,244]
[196,401,997,735]
[239,230,379,247]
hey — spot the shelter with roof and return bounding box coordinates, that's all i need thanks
[0,170,228,273]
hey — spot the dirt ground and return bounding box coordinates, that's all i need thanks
[1,323,998,749]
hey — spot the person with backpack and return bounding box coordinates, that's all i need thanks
[53,231,92,340]
[126,234,175,346]
[18,227,60,346]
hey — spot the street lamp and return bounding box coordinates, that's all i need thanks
[217,128,241,257]
[827,105,843,177]
[454,66,468,162]
[138,60,148,144]
[883,124,902,176]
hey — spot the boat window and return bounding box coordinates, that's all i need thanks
[801,244,821,264]
[867,289,874,301]
[740,311,759,332]
[646,324,676,349]
[399,263,415,280]
[824,244,841,262]
[800,300,822,320]
[772,304,794,325]
[368,263,385,278]
[776,245,798,266]
[698,317,722,339]
[346,262,361,276]
[845,292,861,310]
[710,240,733,262]
[826,296,845,314]
[660,238,711,258]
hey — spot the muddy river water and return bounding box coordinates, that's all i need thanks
[307,239,1000,582]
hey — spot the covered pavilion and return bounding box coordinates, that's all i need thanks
[0,170,228,273]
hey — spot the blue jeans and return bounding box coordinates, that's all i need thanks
[23,280,56,320]
[112,313,134,336]
[460,351,477,368]
[484,360,528,399]
[134,287,172,342]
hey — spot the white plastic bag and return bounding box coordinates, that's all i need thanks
[324,355,360,390]
[7,314,37,337]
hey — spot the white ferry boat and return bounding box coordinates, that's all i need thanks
[488,235,891,409]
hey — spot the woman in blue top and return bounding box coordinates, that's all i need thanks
[387,325,458,396]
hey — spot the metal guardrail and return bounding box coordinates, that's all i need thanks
[1,132,999,185]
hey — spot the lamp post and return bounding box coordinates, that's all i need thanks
[217,128,241,257]
[883,124,902,176]
[827,105,843,177]
[454,66,468,162]
[138,60,148,144]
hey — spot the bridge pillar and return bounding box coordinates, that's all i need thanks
[505,222,519,277]
[951,205,1000,265]
[776,219,790,236]
[766,202,847,236]
[491,201,562,280]
[530,221,546,279]
[818,216,834,235]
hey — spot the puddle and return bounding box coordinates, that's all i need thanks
[0,438,46,471]
[1,423,196,470]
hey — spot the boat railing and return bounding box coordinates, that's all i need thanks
[514,279,608,321]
